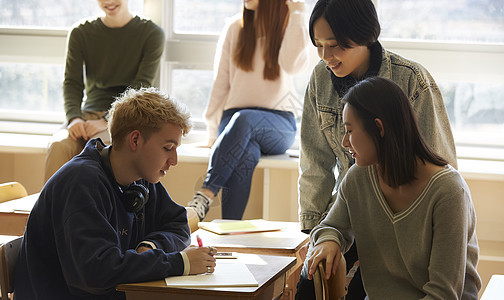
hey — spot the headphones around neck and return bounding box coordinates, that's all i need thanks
[100,146,149,213]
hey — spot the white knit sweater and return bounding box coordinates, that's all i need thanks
[204,12,309,139]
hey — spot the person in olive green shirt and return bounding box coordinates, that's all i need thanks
[44,0,165,182]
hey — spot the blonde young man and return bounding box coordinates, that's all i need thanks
[15,88,216,300]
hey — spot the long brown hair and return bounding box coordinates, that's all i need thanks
[342,77,448,188]
[233,0,289,80]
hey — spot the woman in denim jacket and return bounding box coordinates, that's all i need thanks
[296,0,457,299]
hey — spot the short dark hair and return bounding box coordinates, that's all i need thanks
[342,77,447,187]
[309,0,380,49]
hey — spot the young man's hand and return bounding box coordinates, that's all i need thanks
[84,119,108,138]
[183,245,217,275]
[67,118,87,141]
[136,246,152,254]
[67,118,107,141]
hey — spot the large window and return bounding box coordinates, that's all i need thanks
[376,0,504,158]
[165,0,317,129]
[173,0,242,35]
[163,0,504,161]
[171,68,213,121]
[0,0,143,28]
[0,0,143,122]
[0,63,63,112]
[378,0,504,43]
[1,0,503,164]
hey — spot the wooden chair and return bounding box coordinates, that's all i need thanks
[185,207,200,233]
[313,255,348,300]
[0,182,28,204]
[0,235,23,300]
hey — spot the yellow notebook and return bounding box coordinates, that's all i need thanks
[198,219,284,235]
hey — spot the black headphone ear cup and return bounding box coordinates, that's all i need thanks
[100,146,113,178]
[122,184,149,213]
[100,145,149,213]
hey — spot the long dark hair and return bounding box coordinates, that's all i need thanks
[233,0,289,80]
[309,0,380,49]
[342,77,447,187]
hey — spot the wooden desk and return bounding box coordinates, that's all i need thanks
[481,274,504,300]
[0,193,38,236]
[117,253,296,300]
[191,221,309,300]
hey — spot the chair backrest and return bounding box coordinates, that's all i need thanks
[0,182,28,203]
[313,255,347,300]
[185,207,199,233]
[0,236,23,300]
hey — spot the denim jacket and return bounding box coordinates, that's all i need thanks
[298,48,457,231]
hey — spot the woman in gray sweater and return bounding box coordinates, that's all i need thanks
[304,77,481,299]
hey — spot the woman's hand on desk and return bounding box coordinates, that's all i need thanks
[183,245,217,275]
[306,241,341,281]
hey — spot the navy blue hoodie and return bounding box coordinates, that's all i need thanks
[14,139,190,299]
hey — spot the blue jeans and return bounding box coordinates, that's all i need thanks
[203,108,296,219]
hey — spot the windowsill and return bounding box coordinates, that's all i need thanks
[0,132,51,154]
[458,159,504,181]
[0,132,300,169]
[0,120,61,136]
[1,130,503,180]
[479,240,504,261]
[175,144,299,170]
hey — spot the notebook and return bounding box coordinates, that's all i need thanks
[198,219,284,235]
[164,263,258,287]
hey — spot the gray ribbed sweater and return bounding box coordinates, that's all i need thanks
[311,164,481,299]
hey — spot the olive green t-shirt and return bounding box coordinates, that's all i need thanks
[63,16,165,123]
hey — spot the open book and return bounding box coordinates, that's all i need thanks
[198,219,284,235]
[164,263,258,287]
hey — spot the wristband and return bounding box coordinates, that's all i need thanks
[137,241,156,250]
[138,242,152,249]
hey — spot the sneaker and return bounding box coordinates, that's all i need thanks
[188,192,212,221]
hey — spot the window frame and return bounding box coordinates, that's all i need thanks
[0,27,67,126]
[160,0,504,162]
[0,0,503,164]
